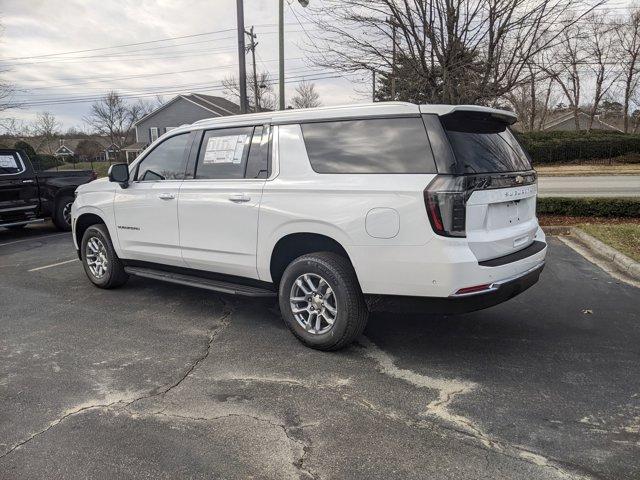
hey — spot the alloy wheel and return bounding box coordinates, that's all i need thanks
[289,273,337,334]
[85,236,109,279]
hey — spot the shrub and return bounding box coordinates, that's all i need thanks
[516,130,640,164]
[537,197,640,217]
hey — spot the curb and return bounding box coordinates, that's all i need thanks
[543,225,640,281]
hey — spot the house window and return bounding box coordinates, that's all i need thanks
[150,127,159,142]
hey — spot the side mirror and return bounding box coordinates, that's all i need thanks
[108,163,130,188]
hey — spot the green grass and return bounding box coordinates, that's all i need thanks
[54,161,112,178]
[579,223,640,262]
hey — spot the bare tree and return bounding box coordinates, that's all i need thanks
[290,80,321,109]
[306,0,602,105]
[84,91,145,148]
[32,112,61,155]
[222,72,276,112]
[584,13,620,131]
[0,117,30,136]
[544,21,583,130]
[616,7,640,133]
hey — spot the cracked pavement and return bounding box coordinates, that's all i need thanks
[0,224,638,479]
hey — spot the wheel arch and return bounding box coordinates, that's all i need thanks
[75,211,109,255]
[268,232,357,287]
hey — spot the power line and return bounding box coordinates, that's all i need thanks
[16,71,359,108]
[1,21,315,61]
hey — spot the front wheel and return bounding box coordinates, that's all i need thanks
[81,224,129,289]
[279,252,368,351]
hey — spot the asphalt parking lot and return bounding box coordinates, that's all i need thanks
[0,224,638,480]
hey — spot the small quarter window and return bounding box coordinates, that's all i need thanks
[136,133,191,181]
[195,127,253,179]
[245,125,270,179]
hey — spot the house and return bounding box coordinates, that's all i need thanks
[542,111,623,132]
[123,93,240,162]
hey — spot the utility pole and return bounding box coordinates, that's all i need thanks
[246,26,260,112]
[278,0,309,110]
[372,70,376,102]
[236,0,248,113]
[278,0,285,110]
[389,16,397,100]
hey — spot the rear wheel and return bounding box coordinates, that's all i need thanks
[279,252,368,351]
[53,194,74,231]
[81,224,128,289]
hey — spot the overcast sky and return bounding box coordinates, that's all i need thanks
[0,0,366,130]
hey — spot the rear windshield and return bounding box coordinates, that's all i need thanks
[0,152,24,175]
[301,117,436,174]
[441,112,531,174]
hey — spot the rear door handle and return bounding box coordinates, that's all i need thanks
[158,193,175,200]
[229,193,251,203]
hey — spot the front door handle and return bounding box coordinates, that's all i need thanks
[229,193,251,203]
[158,193,175,200]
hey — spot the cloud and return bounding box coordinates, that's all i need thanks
[0,0,362,129]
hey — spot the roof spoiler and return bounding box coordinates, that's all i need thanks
[419,105,518,125]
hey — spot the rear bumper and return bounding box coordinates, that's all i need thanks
[366,261,544,314]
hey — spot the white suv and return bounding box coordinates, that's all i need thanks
[72,102,546,350]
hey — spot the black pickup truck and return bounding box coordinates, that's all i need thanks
[0,148,96,231]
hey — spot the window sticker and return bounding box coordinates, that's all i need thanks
[203,134,247,164]
[0,155,18,169]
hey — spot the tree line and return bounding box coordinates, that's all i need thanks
[305,0,640,132]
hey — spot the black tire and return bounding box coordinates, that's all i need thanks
[278,252,368,351]
[53,194,74,231]
[81,224,129,289]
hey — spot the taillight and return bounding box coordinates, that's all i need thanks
[424,176,467,237]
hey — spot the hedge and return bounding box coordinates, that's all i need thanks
[537,197,640,217]
[516,130,640,165]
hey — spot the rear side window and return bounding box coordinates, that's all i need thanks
[0,152,25,175]
[441,112,531,174]
[301,117,436,174]
[195,126,253,179]
[136,133,191,181]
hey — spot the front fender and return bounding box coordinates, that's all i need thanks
[72,190,119,254]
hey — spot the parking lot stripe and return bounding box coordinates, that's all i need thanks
[28,259,78,272]
[0,232,69,248]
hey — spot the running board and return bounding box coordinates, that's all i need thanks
[124,266,277,297]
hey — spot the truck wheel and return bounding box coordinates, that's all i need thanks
[279,252,368,351]
[53,194,74,231]
[81,224,129,289]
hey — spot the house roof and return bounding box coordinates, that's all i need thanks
[122,141,147,151]
[134,94,240,127]
[542,111,622,132]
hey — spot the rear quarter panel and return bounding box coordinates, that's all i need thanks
[256,124,437,283]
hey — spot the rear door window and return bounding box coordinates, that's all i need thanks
[301,117,436,174]
[440,112,532,174]
[195,126,253,179]
[0,152,25,175]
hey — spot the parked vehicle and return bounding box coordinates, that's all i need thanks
[72,102,547,350]
[0,149,96,231]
